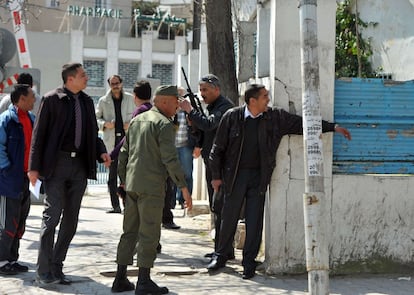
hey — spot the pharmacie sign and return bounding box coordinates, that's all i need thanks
[68,6,123,19]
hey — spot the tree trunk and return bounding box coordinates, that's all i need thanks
[204,0,239,105]
[192,0,201,50]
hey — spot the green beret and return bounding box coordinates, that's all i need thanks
[155,85,178,97]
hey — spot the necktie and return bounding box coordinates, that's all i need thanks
[74,94,82,149]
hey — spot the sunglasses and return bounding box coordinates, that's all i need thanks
[200,77,219,86]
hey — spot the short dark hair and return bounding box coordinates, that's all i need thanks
[10,84,31,105]
[17,73,33,87]
[62,63,83,83]
[133,80,152,100]
[107,74,123,85]
[244,84,266,104]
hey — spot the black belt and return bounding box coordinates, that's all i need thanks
[60,151,82,158]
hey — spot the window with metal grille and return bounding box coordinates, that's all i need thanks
[119,62,139,89]
[47,0,59,7]
[152,64,173,85]
[83,60,105,88]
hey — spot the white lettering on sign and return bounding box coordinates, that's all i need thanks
[67,6,123,19]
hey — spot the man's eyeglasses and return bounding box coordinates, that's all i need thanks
[110,81,121,86]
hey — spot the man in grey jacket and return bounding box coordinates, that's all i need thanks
[96,75,135,213]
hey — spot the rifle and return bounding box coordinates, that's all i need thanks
[180,67,204,148]
[181,67,205,117]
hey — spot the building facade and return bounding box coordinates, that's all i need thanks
[0,0,191,99]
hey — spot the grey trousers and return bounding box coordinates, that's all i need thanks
[37,152,87,275]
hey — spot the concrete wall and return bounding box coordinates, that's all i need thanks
[331,175,414,273]
[355,0,414,81]
[28,32,71,93]
[260,0,414,274]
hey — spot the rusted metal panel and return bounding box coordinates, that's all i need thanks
[333,78,414,174]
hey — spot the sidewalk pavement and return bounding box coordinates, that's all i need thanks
[0,186,413,295]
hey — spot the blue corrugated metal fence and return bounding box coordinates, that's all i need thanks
[333,78,414,174]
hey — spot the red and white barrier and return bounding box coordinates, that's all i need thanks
[0,73,19,93]
[9,0,32,69]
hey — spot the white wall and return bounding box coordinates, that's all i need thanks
[331,175,414,268]
[356,0,414,81]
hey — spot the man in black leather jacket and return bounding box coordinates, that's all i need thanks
[179,74,234,259]
[207,84,351,279]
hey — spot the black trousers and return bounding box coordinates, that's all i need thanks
[162,177,175,224]
[204,158,225,253]
[108,144,120,210]
[216,169,264,269]
[0,176,30,263]
[37,152,87,275]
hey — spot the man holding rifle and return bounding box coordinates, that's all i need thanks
[179,74,234,260]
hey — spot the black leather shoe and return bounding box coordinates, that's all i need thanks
[0,263,18,275]
[135,279,168,295]
[162,222,180,230]
[206,255,226,270]
[204,252,214,258]
[205,251,234,259]
[107,207,122,214]
[227,252,235,260]
[242,267,256,279]
[54,271,72,285]
[11,262,29,272]
[35,272,60,285]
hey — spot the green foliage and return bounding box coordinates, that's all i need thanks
[131,1,158,37]
[131,1,188,39]
[335,0,376,78]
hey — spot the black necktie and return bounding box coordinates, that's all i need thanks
[74,94,82,149]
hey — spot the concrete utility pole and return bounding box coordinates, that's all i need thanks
[298,0,329,294]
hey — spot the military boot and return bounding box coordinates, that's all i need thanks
[111,264,135,293]
[135,267,168,295]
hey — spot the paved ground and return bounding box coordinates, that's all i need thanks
[0,186,412,295]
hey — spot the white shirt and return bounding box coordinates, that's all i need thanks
[244,104,263,119]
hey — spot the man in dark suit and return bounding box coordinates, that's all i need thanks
[28,63,111,286]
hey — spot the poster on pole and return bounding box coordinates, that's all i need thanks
[303,116,323,176]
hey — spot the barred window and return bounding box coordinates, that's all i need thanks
[119,62,139,89]
[152,64,173,85]
[83,60,105,87]
[47,0,59,7]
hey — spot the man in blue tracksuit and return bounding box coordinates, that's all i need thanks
[0,84,36,275]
